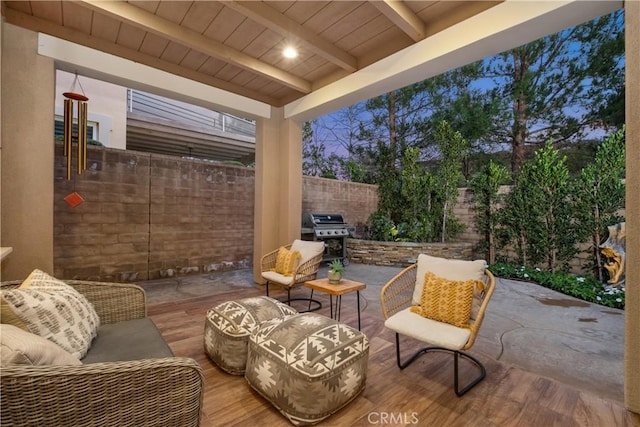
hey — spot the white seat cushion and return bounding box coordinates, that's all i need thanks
[261,270,295,286]
[384,307,471,351]
[290,239,324,264]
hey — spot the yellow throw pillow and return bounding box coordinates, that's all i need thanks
[1,297,30,331]
[273,247,301,277]
[410,272,479,328]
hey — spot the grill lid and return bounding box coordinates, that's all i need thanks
[302,213,346,227]
[302,213,350,237]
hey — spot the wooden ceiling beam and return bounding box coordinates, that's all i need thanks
[370,0,426,42]
[76,0,312,93]
[221,1,358,72]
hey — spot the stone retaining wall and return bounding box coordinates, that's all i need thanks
[347,239,477,267]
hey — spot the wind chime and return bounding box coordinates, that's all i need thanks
[62,73,89,180]
[62,74,89,208]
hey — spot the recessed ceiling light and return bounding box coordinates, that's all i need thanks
[283,46,298,59]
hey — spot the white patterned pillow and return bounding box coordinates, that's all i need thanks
[1,269,100,359]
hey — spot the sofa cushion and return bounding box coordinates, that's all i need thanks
[1,324,82,366]
[82,318,174,363]
[1,269,100,359]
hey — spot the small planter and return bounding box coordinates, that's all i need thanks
[327,270,342,284]
[327,259,345,284]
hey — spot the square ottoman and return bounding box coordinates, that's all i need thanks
[204,296,297,375]
[245,313,369,426]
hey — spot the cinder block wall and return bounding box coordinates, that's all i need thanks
[453,187,480,243]
[54,145,152,281]
[53,145,381,281]
[54,145,255,281]
[147,155,255,279]
[302,176,378,232]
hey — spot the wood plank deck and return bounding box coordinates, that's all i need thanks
[148,287,639,427]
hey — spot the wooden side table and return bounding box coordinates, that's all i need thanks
[304,277,366,330]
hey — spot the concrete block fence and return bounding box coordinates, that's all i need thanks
[53,144,482,282]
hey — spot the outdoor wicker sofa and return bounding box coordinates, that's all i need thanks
[0,279,204,427]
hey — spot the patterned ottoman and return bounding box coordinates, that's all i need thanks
[245,313,369,426]
[204,296,297,375]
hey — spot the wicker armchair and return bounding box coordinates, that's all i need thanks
[380,256,495,396]
[0,280,204,427]
[260,239,325,310]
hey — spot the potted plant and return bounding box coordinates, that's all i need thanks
[327,259,345,284]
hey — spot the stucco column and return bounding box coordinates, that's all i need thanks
[253,106,303,283]
[624,0,640,415]
[1,22,55,280]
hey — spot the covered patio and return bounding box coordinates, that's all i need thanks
[141,264,633,425]
[1,0,639,416]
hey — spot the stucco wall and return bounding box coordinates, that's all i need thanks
[1,23,55,280]
[624,0,639,413]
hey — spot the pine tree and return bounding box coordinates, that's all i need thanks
[482,10,624,173]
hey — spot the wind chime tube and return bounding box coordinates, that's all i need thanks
[63,72,89,180]
[63,99,72,157]
[78,101,88,174]
[64,98,73,180]
[82,102,88,170]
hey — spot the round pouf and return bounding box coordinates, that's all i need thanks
[245,313,369,426]
[204,296,297,375]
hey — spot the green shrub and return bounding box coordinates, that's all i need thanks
[470,160,510,264]
[367,211,398,241]
[489,262,625,309]
[497,142,577,272]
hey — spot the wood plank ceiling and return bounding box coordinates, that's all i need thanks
[2,1,501,108]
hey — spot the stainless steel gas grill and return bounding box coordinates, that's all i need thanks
[301,213,352,263]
